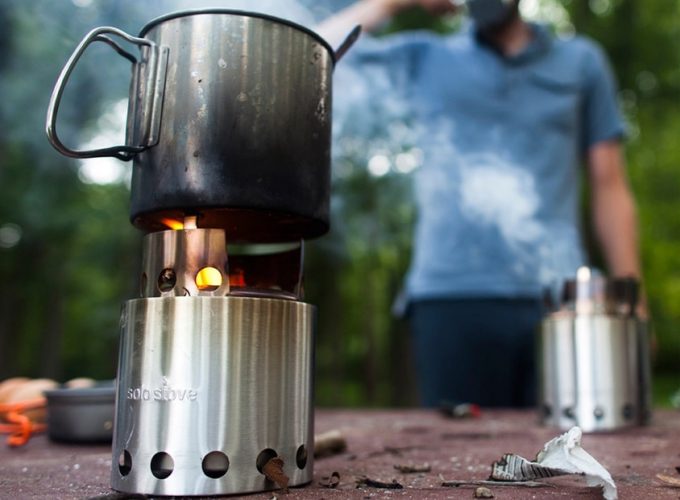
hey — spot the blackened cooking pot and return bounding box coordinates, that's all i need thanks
[47,10,360,241]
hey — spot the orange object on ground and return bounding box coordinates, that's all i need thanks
[0,398,47,447]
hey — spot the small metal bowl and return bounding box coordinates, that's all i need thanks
[45,383,115,443]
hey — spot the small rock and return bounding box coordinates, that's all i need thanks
[474,486,494,498]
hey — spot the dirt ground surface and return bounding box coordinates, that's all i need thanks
[1,409,679,499]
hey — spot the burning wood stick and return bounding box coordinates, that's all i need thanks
[262,456,289,491]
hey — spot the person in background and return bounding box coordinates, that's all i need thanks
[319,0,643,407]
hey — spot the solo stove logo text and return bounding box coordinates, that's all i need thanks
[127,377,198,402]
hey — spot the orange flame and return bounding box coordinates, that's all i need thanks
[161,216,198,230]
[161,218,184,230]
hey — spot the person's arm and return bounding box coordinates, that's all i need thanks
[316,0,456,46]
[588,140,647,315]
[588,141,639,277]
[316,0,405,45]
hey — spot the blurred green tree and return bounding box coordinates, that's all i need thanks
[0,0,141,380]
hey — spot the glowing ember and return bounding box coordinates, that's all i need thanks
[196,267,222,291]
[229,268,246,287]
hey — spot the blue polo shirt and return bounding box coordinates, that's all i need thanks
[338,23,625,300]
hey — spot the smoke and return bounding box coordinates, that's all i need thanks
[459,153,543,244]
[1,1,582,286]
[331,40,423,183]
[328,35,584,288]
[414,120,583,288]
[457,152,581,286]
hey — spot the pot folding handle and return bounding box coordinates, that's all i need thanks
[46,26,168,161]
[334,25,361,63]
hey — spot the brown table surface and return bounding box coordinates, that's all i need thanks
[1,409,679,499]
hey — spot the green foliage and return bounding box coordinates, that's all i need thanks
[0,0,140,380]
[385,6,462,35]
[0,141,138,380]
[307,166,417,406]
[567,1,680,378]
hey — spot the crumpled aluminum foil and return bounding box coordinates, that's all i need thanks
[490,426,617,500]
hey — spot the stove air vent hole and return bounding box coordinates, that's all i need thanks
[593,406,605,420]
[150,452,174,479]
[118,450,132,476]
[196,266,222,292]
[256,448,278,474]
[158,268,177,293]
[622,403,635,420]
[202,451,230,478]
[296,445,308,469]
[541,404,552,418]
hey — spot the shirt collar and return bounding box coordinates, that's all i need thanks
[468,21,552,64]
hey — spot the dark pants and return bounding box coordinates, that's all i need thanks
[409,298,543,408]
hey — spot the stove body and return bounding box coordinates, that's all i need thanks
[539,268,652,432]
[46,9,356,496]
[113,230,314,495]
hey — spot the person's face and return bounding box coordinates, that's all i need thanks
[466,0,520,31]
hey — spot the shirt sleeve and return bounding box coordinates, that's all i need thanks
[580,40,627,151]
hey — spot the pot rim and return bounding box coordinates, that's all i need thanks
[44,386,115,404]
[139,8,336,64]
